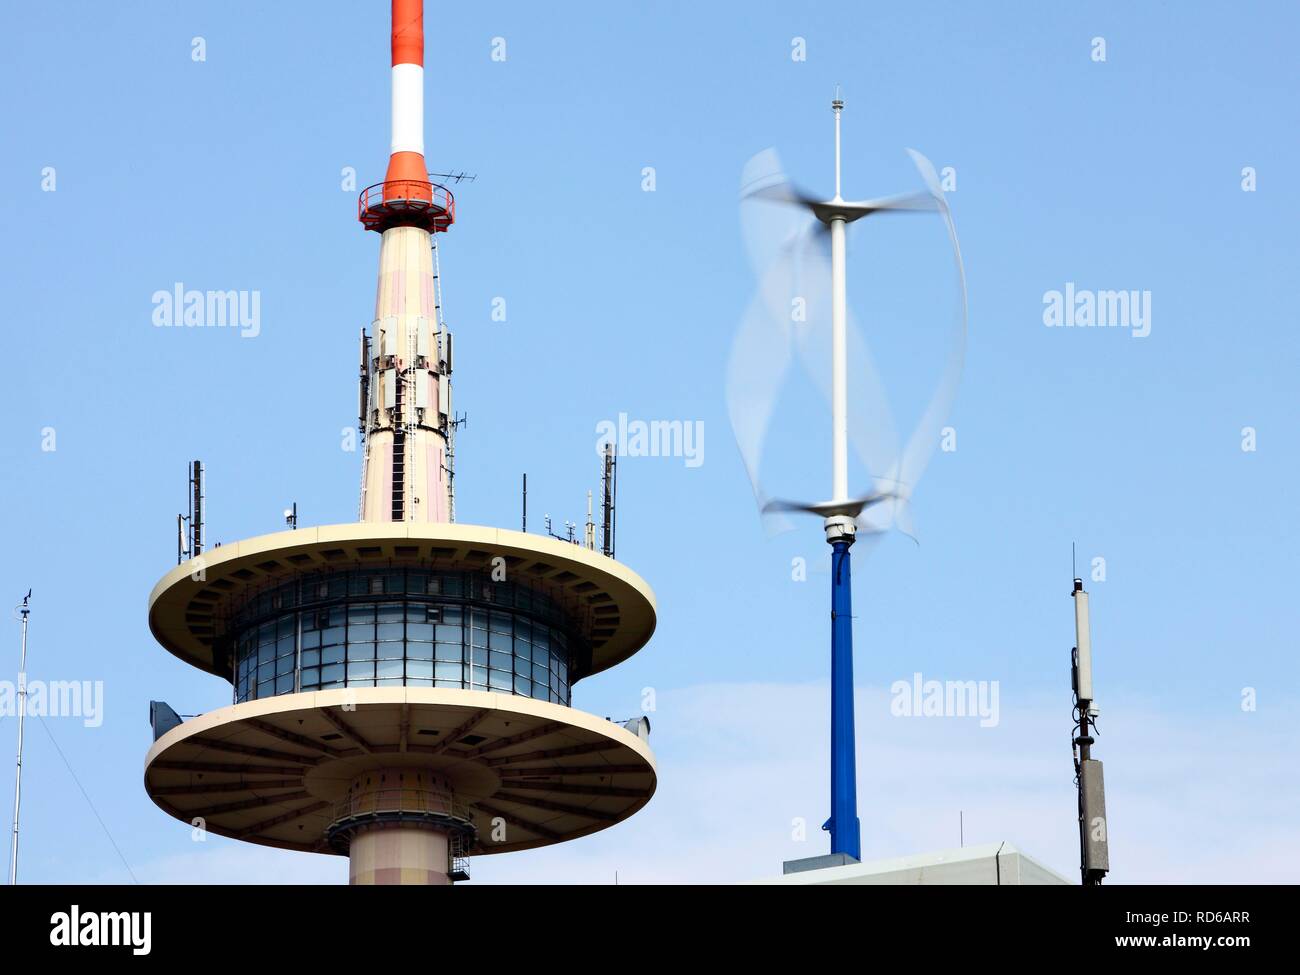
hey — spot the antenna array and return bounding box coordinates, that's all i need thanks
[178,461,205,564]
[1071,576,1110,885]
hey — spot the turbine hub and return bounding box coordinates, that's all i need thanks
[824,515,857,545]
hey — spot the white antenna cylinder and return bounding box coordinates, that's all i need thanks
[1073,583,1093,702]
[585,490,595,549]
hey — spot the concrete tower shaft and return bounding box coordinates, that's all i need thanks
[360,224,452,523]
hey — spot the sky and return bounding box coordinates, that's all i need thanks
[0,1,1297,884]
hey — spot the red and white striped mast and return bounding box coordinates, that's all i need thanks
[357,0,458,525]
[386,0,428,190]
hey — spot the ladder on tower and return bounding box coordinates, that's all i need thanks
[432,234,446,330]
[358,443,370,520]
[391,375,406,523]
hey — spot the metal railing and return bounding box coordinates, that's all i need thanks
[331,786,472,825]
[358,180,456,231]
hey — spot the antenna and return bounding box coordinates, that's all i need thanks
[358,328,371,443]
[284,502,298,530]
[9,590,31,885]
[443,412,468,523]
[600,444,617,558]
[521,473,527,532]
[428,171,477,184]
[585,490,595,549]
[189,460,204,558]
[1071,577,1109,885]
[831,87,843,201]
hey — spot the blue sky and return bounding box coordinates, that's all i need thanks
[1,1,1296,884]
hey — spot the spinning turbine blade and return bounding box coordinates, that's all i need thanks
[727,209,813,534]
[741,148,823,214]
[811,191,939,224]
[730,139,965,543]
[761,489,899,520]
[869,149,967,539]
[839,190,940,213]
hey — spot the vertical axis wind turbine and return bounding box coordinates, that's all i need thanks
[825,92,863,862]
[744,94,954,864]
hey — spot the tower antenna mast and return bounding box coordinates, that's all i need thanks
[1071,576,1110,884]
[8,590,32,885]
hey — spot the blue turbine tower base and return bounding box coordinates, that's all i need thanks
[825,531,861,860]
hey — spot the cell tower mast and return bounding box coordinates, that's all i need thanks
[1071,577,1110,885]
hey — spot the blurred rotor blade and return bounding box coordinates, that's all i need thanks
[762,489,898,520]
[741,148,824,210]
[730,146,966,547]
[747,180,823,209]
[739,149,822,290]
[819,190,940,223]
[883,149,967,504]
[857,479,918,542]
[727,217,808,533]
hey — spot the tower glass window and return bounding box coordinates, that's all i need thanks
[228,567,580,706]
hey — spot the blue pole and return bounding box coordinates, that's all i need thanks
[828,537,861,860]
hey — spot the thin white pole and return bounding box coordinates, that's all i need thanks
[9,592,31,886]
[830,95,848,503]
[833,93,843,201]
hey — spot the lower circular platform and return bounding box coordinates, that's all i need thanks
[143,687,655,855]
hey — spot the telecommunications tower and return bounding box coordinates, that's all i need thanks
[144,0,657,885]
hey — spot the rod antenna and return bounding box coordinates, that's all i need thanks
[8,590,32,885]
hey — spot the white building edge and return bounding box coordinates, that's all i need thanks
[758,842,1071,885]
